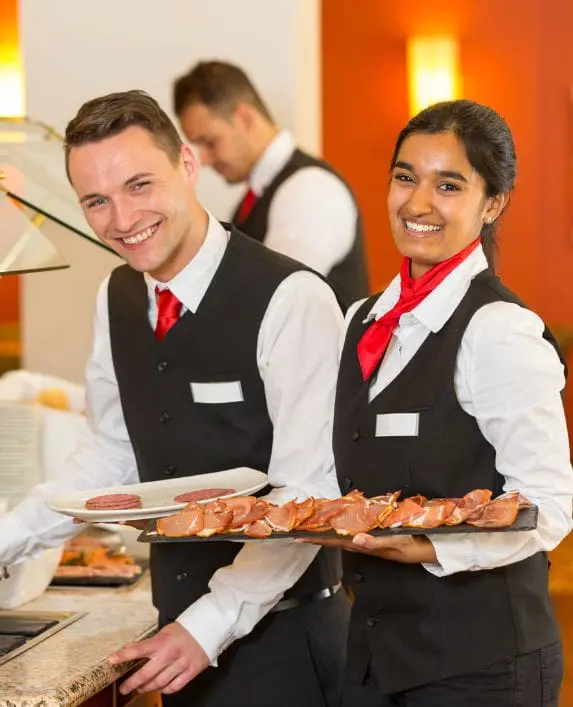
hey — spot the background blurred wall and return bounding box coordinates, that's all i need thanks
[18,0,320,381]
[322,0,573,330]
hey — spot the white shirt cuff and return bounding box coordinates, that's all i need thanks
[423,534,479,577]
[176,593,235,666]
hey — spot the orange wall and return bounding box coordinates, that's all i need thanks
[322,0,573,327]
[0,276,19,323]
[0,0,21,325]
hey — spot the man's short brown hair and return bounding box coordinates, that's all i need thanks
[64,90,183,176]
[173,61,273,122]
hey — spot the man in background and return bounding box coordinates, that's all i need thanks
[173,60,369,308]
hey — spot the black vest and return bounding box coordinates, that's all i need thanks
[108,227,341,619]
[231,148,369,309]
[333,270,562,694]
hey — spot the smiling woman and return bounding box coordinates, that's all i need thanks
[318,99,573,706]
[387,99,515,277]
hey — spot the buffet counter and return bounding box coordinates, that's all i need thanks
[0,571,158,706]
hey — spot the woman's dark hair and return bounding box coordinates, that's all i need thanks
[390,99,516,270]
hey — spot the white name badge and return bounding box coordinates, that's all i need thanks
[190,381,244,404]
[375,412,420,437]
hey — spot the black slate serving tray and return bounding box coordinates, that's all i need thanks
[137,506,538,543]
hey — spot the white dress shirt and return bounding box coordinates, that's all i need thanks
[0,213,344,663]
[346,244,573,576]
[246,129,357,276]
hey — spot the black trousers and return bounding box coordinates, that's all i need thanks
[161,587,350,707]
[342,643,563,707]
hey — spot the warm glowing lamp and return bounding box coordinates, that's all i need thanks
[407,36,461,116]
[0,0,25,117]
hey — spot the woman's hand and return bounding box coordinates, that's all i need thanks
[296,533,438,564]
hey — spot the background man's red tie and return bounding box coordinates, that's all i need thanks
[154,287,182,341]
[236,188,257,225]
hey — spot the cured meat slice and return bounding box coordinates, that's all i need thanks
[406,500,457,528]
[244,520,273,538]
[85,493,142,510]
[330,498,385,536]
[370,491,401,507]
[297,495,358,531]
[445,489,492,526]
[495,491,532,508]
[265,501,297,532]
[174,488,236,503]
[293,498,316,528]
[157,505,204,537]
[196,500,233,537]
[466,494,520,528]
[379,497,426,528]
[242,499,269,524]
[222,496,258,529]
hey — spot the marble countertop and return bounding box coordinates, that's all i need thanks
[0,572,158,706]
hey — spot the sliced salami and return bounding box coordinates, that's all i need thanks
[85,493,142,510]
[174,488,236,503]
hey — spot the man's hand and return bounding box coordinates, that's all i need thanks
[296,533,437,564]
[109,621,210,696]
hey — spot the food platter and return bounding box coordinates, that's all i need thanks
[45,468,268,522]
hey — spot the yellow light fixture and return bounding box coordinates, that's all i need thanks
[0,0,25,117]
[407,36,461,117]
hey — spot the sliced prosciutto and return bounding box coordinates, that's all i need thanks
[495,491,532,508]
[297,493,363,532]
[380,497,426,528]
[244,520,273,538]
[445,489,492,526]
[466,494,520,528]
[265,500,297,532]
[223,496,258,529]
[293,498,316,528]
[196,499,233,537]
[157,504,204,537]
[406,499,457,528]
[370,491,401,506]
[330,498,388,536]
[243,499,270,524]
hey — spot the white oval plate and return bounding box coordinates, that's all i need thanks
[46,468,268,522]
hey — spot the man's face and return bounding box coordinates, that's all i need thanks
[69,126,199,281]
[178,102,253,184]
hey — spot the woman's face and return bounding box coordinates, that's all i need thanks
[387,131,505,278]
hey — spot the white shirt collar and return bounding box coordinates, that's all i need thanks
[144,211,228,314]
[364,244,489,333]
[249,129,296,196]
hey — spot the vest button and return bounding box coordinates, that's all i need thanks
[342,477,353,493]
[176,572,189,582]
[159,411,171,424]
[157,360,168,372]
[353,571,364,583]
[352,431,361,442]
[164,465,177,476]
[366,618,376,628]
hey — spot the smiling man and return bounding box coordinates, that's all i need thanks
[0,90,349,707]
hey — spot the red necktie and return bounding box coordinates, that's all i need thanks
[236,188,257,225]
[357,239,481,380]
[155,287,182,341]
